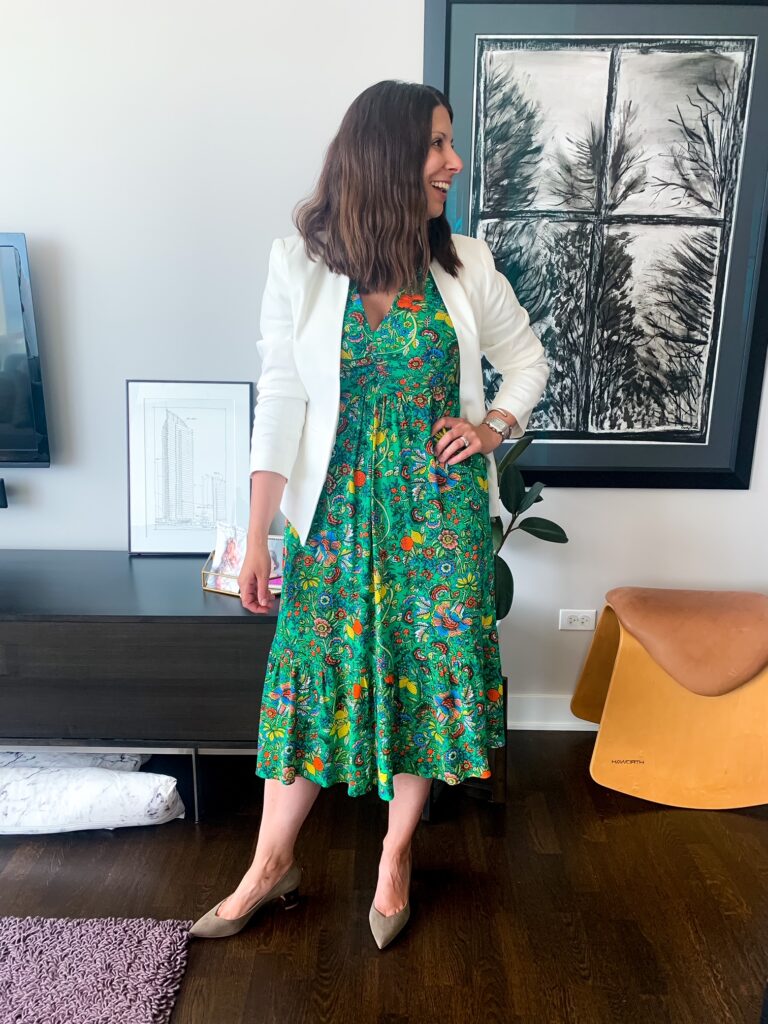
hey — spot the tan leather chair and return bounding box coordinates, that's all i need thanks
[571,587,768,809]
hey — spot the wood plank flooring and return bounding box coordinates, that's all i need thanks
[0,732,766,1024]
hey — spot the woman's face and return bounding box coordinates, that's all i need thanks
[423,105,463,219]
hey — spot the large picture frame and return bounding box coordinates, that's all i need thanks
[425,0,768,487]
[126,379,253,555]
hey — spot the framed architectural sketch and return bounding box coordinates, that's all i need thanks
[126,380,253,555]
[425,0,768,487]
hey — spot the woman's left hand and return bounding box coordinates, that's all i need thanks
[431,416,503,466]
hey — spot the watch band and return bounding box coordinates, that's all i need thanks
[482,414,512,440]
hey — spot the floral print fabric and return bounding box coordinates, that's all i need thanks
[255,270,506,801]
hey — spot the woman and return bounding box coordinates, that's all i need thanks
[191,80,550,948]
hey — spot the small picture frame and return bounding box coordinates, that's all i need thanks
[201,525,284,597]
[126,379,253,555]
[266,533,284,593]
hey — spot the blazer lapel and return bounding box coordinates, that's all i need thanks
[429,256,481,417]
[293,256,350,415]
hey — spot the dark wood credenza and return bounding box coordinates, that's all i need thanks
[0,549,505,821]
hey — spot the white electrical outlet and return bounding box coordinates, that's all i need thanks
[559,609,597,630]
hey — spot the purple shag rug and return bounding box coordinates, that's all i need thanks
[0,915,194,1024]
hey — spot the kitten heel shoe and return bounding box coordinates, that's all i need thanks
[369,896,411,949]
[190,861,302,939]
[369,850,412,949]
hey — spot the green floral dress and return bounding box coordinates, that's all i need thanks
[254,270,506,801]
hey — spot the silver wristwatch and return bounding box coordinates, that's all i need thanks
[482,413,512,441]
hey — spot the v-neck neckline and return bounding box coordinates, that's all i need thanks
[354,284,403,335]
[352,270,432,334]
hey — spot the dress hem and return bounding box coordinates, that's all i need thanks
[254,738,507,802]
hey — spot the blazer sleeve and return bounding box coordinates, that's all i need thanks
[249,237,309,479]
[476,238,550,438]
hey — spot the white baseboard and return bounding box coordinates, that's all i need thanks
[507,693,599,731]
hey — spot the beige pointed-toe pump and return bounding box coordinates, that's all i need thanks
[190,861,302,939]
[369,850,412,949]
[369,896,411,949]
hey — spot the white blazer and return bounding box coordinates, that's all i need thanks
[249,231,550,546]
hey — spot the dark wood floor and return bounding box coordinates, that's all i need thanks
[1,732,766,1024]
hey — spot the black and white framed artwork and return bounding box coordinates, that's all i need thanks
[126,379,253,555]
[425,1,768,487]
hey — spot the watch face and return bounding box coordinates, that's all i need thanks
[485,418,508,439]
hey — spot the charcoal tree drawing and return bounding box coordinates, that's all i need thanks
[472,38,754,439]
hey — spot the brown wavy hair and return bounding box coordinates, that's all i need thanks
[292,80,463,295]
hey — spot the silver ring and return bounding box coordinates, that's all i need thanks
[461,435,469,448]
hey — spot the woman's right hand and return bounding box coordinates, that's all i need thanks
[238,540,275,614]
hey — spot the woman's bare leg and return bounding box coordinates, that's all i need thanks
[217,775,322,919]
[373,773,431,916]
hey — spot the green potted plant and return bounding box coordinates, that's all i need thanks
[491,434,568,621]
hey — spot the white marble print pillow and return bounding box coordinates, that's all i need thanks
[0,766,185,834]
[0,751,150,771]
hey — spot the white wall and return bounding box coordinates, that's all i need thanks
[2,2,767,727]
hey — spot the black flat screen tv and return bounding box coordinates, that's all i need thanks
[0,233,49,466]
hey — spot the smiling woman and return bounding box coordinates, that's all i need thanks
[423,105,463,219]
[190,80,550,950]
[292,81,466,296]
